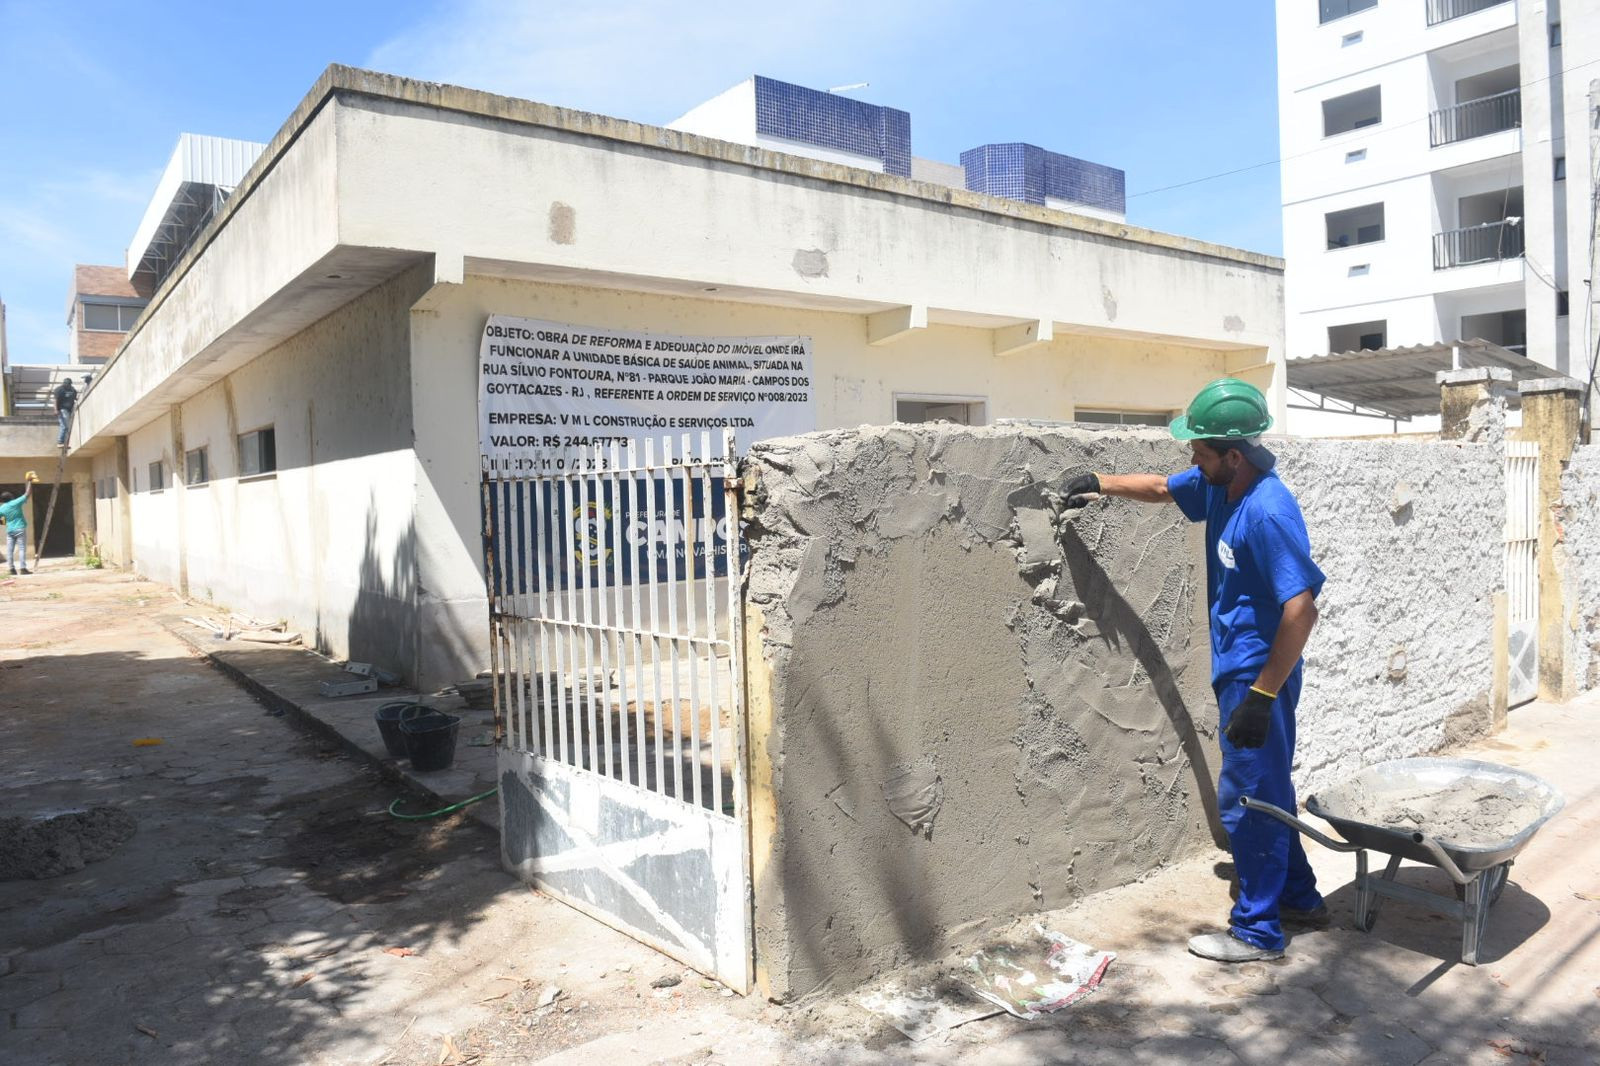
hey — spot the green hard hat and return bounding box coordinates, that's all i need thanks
[1169,378,1273,441]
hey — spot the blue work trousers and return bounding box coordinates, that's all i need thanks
[1215,669,1322,950]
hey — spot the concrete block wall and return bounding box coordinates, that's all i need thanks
[742,424,1216,1000]
[1561,445,1600,691]
[1276,438,1504,795]
[741,424,1509,999]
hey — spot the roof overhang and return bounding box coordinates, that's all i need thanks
[1286,340,1557,420]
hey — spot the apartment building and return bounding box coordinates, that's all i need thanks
[1278,0,1597,425]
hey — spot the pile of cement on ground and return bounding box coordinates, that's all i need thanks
[1329,780,1545,848]
[0,807,137,880]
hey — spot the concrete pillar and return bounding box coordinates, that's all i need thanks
[1437,367,1511,443]
[71,472,93,560]
[114,436,133,567]
[1515,377,1585,703]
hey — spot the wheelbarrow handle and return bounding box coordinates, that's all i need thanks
[1410,831,1473,885]
[1240,796,1362,853]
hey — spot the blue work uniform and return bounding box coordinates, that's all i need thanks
[1168,464,1326,951]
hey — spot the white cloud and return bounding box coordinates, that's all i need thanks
[367,0,959,125]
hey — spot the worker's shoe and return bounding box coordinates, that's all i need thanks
[1281,903,1331,928]
[1187,931,1284,963]
[18,568,31,575]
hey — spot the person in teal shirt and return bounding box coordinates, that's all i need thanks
[1,478,33,575]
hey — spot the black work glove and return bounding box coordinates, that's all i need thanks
[1224,687,1274,749]
[1062,472,1101,510]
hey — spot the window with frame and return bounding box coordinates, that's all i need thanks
[238,427,277,477]
[185,447,209,486]
[1323,86,1382,136]
[895,397,986,425]
[80,302,142,332]
[1326,202,1385,248]
[1072,409,1174,428]
[1320,0,1377,24]
[148,460,166,493]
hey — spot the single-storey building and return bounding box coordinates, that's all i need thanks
[69,65,1285,689]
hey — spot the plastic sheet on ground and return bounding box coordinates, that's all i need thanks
[962,925,1116,1019]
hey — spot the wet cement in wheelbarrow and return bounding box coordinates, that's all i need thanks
[1330,780,1546,848]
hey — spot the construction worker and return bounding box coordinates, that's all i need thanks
[53,377,77,447]
[1060,378,1326,962]
[1,473,37,576]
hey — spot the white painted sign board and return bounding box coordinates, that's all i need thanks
[477,315,815,460]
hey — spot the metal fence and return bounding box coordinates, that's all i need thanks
[1429,89,1520,147]
[481,431,745,817]
[1426,0,1510,26]
[1433,220,1524,270]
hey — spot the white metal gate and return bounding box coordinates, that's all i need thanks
[482,431,751,990]
[1504,440,1539,708]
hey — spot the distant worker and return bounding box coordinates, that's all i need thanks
[1060,378,1326,963]
[53,377,77,447]
[1,473,38,576]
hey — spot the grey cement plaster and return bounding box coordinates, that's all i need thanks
[744,426,1513,1000]
[1271,438,1505,796]
[1560,445,1600,691]
[744,424,1215,1000]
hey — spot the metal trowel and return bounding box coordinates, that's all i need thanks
[1040,486,1099,529]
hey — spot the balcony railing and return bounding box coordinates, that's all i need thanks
[1433,220,1524,270]
[1427,0,1511,26]
[1430,89,1520,147]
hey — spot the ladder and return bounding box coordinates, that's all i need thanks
[35,410,73,560]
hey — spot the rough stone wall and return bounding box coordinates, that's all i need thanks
[744,424,1215,1000]
[743,425,1508,1000]
[1273,439,1505,795]
[1561,445,1600,691]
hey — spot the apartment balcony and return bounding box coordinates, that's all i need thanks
[1433,220,1524,270]
[1426,0,1511,26]
[1430,89,1520,147]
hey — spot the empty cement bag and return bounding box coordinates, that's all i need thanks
[399,709,462,772]
[376,701,432,758]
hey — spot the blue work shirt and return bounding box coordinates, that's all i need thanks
[1167,465,1325,684]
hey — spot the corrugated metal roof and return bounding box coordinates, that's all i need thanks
[1286,340,1559,419]
[125,133,266,290]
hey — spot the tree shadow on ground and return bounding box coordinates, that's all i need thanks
[0,646,513,1066]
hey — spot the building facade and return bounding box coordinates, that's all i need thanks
[68,66,1283,688]
[68,265,147,364]
[1278,0,1596,395]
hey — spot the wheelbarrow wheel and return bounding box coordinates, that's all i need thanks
[1356,908,1378,933]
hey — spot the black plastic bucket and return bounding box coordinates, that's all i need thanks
[399,709,462,772]
[375,701,429,759]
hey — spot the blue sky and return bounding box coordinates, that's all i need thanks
[1,1,1281,364]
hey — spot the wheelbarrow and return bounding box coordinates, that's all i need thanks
[1243,757,1564,965]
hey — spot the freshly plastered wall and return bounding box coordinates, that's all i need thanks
[123,262,430,673]
[742,424,1216,1000]
[406,273,1247,688]
[1275,438,1505,795]
[742,424,1509,998]
[1561,445,1600,692]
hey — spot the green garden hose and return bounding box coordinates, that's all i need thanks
[387,787,499,820]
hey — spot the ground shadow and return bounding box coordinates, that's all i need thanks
[0,643,512,1066]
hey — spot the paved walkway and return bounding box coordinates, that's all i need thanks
[3,566,1598,1064]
